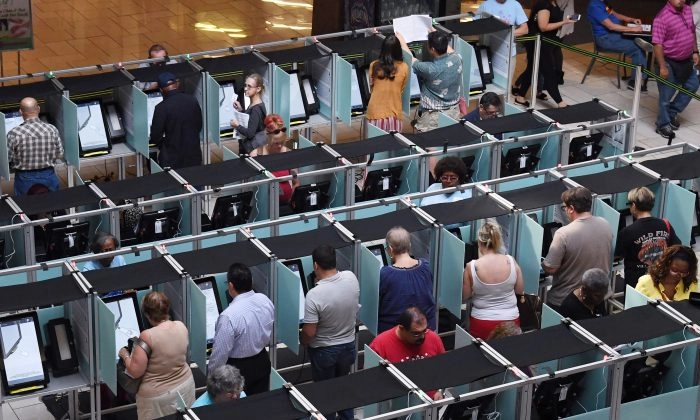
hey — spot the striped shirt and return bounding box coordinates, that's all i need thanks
[7,117,63,170]
[413,52,463,111]
[652,2,697,61]
[208,290,274,373]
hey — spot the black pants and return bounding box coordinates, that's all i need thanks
[228,348,271,395]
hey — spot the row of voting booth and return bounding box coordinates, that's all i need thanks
[0,97,639,270]
[0,142,697,419]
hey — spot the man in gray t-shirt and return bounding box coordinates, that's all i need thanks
[543,187,612,310]
[301,245,360,420]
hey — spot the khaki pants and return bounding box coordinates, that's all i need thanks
[136,375,195,420]
[414,104,461,132]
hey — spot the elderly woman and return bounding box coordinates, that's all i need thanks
[249,114,298,204]
[378,226,436,333]
[463,222,525,340]
[635,245,698,301]
[118,291,195,419]
[192,365,246,407]
[420,156,472,207]
[558,268,609,320]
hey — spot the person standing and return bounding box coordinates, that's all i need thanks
[542,187,612,312]
[301,245,360,420]
[378,227,436,333]
[587,0,648,90]
[369,306,445,400]
[366,35,409,132]
[208,263,274,395]
[230,73,267,154]
[7,97,64,196]
[396,30,463,132]
[615,186,680,288]
[477,0,530,85]
[138,44,174,91]
[463,222,525,340]
[149,72,203,169]
[652,0,700,140]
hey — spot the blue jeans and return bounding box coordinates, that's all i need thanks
[595,33,647,81]
[655,61,700,129]
[309,341,356,420]
[13,168,59,196]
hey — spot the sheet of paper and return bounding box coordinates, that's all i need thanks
[232,109,250,139]
[393,15,433,43]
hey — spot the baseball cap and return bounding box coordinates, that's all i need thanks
[157,72,177,89]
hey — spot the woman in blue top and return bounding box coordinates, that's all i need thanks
[421,156,472,207]
[378,226,436,333]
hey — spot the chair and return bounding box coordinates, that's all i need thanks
[580,26,627,88]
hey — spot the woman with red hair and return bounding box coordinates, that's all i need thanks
[249,114,297,203]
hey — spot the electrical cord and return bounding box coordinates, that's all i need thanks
[595,365,607,410]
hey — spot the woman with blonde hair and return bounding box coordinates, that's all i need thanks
[230,73,267,154]
[463,221,524,340]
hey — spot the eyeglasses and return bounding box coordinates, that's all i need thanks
[266,127,287,135]
[669,268,690,277]
[244,83,259,89]
[440,175,459,182]
[409,328,429,338]
[560,204,569,211]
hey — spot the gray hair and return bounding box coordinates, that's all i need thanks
[207,365,245,400]
[581,268,609,294]
[386,226,411,255]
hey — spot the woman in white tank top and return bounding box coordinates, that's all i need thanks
[462,221,524,340]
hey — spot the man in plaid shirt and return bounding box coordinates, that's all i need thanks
[7,97,64,196]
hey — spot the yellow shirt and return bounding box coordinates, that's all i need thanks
[634,274,698,301]
[366,60,408,120]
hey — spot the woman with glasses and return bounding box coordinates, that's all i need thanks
[249,114,297,204]
[463,221,525,340]
[230,73,267,154]
[615,187,680,288]
[635,245,698,301]
[378,226,436,333]
[366,35,408,132]
[420,156,471,207]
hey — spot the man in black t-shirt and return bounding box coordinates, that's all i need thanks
[615,187,680,287]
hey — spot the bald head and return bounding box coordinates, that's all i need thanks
[19,97,40,119]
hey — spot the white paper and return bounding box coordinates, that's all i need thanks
[232,109,250,139]
[394,15,433,43]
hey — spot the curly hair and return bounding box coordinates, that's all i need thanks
[434,156,468,184]
[648,245,698,292]
[264,113,284,131]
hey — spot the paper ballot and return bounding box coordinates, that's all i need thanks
[393,15,433,43]
[232,109,250,139]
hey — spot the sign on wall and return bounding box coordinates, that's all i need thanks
[0,0,33,52]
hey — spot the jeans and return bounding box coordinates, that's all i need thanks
[309,341,357,420]
[655,60,700,129]
[595,33,647,81]
[13,168,59,197]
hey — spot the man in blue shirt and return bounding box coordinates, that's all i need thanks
[587,0,648,90]
[462,92,502,124]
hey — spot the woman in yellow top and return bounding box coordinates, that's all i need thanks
[635,245,698,301]
[366,35,408,132]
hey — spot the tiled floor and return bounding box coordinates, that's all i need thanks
[2,1,700,418]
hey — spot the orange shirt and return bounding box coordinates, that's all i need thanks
[366,60,408,120]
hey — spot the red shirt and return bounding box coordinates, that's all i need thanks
[369,327,445,364]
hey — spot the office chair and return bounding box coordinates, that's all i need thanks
[580,25,627,89]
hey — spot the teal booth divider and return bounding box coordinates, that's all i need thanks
[205,74,221,146]
[272,66,291,128]
[276,262,303,355]
[401,50,413,116]
[619,386,698,419]
[367,122,387,138]
[515,212,544,294]
[359,246,381,336]
[438,228,464,319]
[188,278,207,375]
[593,197,620,262]
[361,345,384,418]
[130,87,148,157]
[62,96,79,169]
[663,182,695,245]
[96,297,117,394]
[270,368,286,390]
[335,56,352,127]
[0,113,9,179]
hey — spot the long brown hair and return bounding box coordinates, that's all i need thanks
[648,245,698,292]
[372,35,403,80]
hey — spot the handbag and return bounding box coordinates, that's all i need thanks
[116,337,152,395]
[517,293,542,332]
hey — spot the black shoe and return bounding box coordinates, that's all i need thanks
[669,116,680,130]
[627,80,648,92]
[536,92,548,101]
[656,126,675,140]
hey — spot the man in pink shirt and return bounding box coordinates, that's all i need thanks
[652,0,700,141]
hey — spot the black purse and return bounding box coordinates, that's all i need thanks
[116,337,152,395]
[517,293,542,332]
